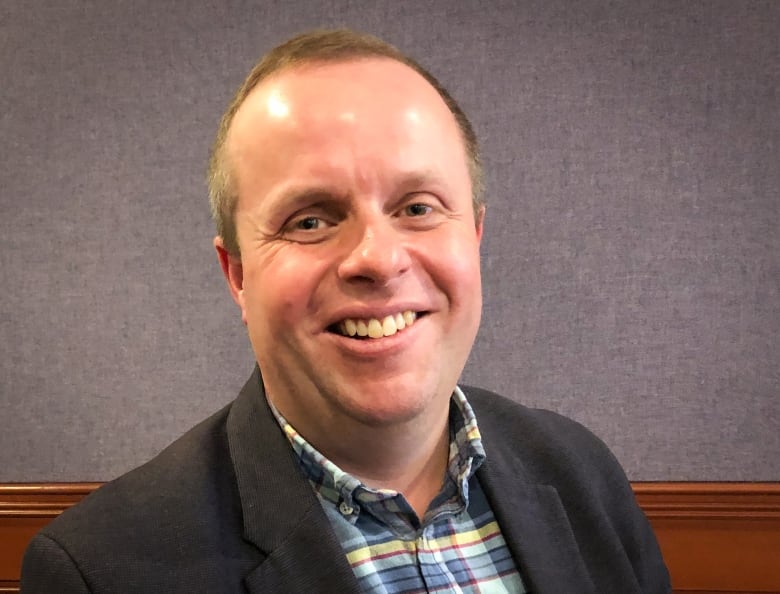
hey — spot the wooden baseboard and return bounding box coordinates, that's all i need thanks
[2,482,779,593]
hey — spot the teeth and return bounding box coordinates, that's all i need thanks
[344,319,357,336]
[356,320,369,337]
[367,319,383,338]
[337,311,417,339]
[382,315,397,336]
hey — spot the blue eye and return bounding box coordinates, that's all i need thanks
[405,204,432,216]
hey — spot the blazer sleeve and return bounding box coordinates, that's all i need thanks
[21,533,92,594]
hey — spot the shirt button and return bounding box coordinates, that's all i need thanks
[339,501,354,516]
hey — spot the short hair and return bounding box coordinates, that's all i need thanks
[207,29,483,255]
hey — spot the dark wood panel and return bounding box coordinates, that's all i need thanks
[2,483,779,593]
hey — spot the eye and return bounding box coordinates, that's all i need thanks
[295,216,325,230]
[404,203,433,217]
[280,210,338,243]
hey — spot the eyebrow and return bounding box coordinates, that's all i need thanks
[395,171,449,194]
[263,185,346,215]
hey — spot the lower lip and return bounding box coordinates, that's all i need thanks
[324,316,425,358]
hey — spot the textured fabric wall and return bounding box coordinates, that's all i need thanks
[1,0,777,481]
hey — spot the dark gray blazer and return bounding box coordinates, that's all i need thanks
[22,369,671,593]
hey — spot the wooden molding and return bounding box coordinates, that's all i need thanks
[634,482,780,519]
[0,483,101,592]
[2,482,779,593]
[0,483,100,517]
[633,483,780,593]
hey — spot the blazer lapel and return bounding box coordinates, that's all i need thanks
[227,369,362,594]
[478,453,598,594]
[242,501,361,593]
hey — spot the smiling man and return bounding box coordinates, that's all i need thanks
[22,30,670,593]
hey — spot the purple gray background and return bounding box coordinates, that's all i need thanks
[1,0,778,481]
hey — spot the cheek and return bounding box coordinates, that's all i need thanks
[430,232,482,297]
[245,250,332,324]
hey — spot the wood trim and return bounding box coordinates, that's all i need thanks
[0,484,100,592]
[0,483,100,517]
[634,482,780,519]
[2,482,779,593]
[633,483,780,593]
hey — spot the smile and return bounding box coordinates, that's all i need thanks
[332,311,418,339]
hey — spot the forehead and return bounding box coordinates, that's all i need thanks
[227,57,464,157]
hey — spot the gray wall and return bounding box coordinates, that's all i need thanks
[1,0,778,481]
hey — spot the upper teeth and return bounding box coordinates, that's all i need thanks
[340,311,417,338]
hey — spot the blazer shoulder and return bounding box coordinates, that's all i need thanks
[460,384,629,490]
[35,402,243,552]
[22,532,92,593]
[462,385,611,453]
[462,385,671,592]
[24,399,265,592]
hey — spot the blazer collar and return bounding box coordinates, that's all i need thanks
[226,368,362,594]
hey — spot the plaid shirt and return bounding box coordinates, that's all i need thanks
[270,387,527,594]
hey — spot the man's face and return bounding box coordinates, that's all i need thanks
[220,58,483,433]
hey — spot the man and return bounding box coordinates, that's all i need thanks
[22,30,670,593]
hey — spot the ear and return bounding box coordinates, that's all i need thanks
[475,205,485,243]
[214,236,247,325]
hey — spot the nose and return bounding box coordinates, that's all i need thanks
[337,218,411,285]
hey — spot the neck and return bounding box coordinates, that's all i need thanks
[341,416,451,518]
[275,395,452,519]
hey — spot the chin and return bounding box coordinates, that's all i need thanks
[341,403,427,428]
[328,379,442,428]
